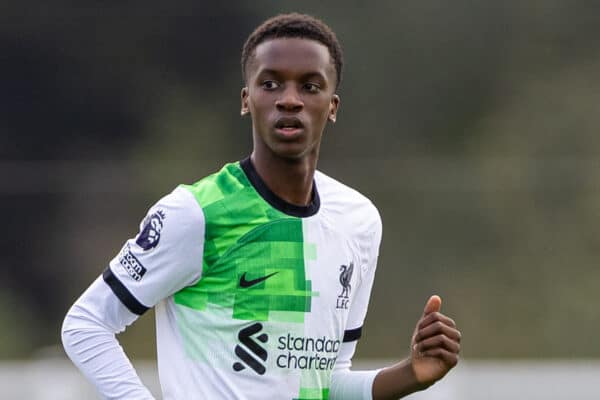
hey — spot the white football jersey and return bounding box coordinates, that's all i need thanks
[104,158,382,399]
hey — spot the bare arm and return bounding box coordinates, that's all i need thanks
[372,295,461,400]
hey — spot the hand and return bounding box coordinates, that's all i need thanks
[410,295,461,388]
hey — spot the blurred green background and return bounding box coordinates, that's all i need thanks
[2,0,599,362]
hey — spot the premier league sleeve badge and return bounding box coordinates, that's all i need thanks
[136,209,166,251]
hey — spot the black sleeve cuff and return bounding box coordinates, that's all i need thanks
[343,326,363,342]
[102,267,149,315]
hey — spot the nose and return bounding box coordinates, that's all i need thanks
[275,85,303,112]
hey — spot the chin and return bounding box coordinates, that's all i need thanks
[279,148,321,163]
[263,142,310,160]
[254,132,319,161]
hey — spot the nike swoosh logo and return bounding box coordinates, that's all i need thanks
[239,272,279,288]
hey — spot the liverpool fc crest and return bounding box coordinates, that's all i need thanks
[336,262,354,309]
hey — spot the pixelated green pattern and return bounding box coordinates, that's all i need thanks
[294,388,330,400]
[175,162,314,321]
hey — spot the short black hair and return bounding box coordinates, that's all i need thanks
[241,13,344,89]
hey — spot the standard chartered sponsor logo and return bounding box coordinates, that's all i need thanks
[276,334,340,370]
[233,323,268,375]
[232,326,341,374]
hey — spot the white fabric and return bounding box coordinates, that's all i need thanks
[63,166,384,399]
[61,277,154,399]
[331,368,379,400]
[62,287,378,400]
[107,186,205,308]
[62,186,205,399]
[314,170,383,333]
[329,341,379,400]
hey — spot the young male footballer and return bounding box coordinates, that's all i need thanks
[62,13,461,400]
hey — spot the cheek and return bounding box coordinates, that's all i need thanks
[309,100,333,123]
[248,95,270,116]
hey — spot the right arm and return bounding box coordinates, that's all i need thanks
[62,186,205,399]
[62,276,155,399]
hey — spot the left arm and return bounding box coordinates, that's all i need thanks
[330,204,461,399]
[329,341,381,400]
[330,295,461,400]
[329,204,381,400]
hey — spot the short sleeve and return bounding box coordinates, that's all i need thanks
[103,186,205,314]
[343,206,382,342]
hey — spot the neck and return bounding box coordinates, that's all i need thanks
[250,150,318,207]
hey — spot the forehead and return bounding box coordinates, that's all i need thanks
[249,38,335,79]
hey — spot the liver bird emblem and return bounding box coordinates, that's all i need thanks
[339,262,354,298]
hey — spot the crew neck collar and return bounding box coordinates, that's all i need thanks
[240,157,320,218]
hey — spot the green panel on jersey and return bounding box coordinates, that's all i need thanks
[179,162,284,268]
[294,387,330,400]
[175,162,316,322]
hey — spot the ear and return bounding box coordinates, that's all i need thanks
[328,94,340,123]
[240,87,250,116]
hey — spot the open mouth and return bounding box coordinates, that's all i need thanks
[275,117,304,135]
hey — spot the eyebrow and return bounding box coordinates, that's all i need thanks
[256,69,327,82]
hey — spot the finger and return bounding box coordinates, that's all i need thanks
[418,312,457,330]
[414,334,461,355]
[414,321,461,343]
[418,347,459,368]
[423,295,442,316]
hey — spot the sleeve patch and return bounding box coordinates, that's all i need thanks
[135,209,166,251]
[118,244,147,281]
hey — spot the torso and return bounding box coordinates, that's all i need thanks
[154,160,380,400]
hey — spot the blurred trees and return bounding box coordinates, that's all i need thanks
[1,1,599,359]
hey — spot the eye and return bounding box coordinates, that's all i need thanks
[261,80,280,90]
[303,83,321,93]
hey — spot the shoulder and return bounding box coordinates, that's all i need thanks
[156,185,200,212]
[155,161,245,241]
[136,186,205,251]
[315,170,381,234]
